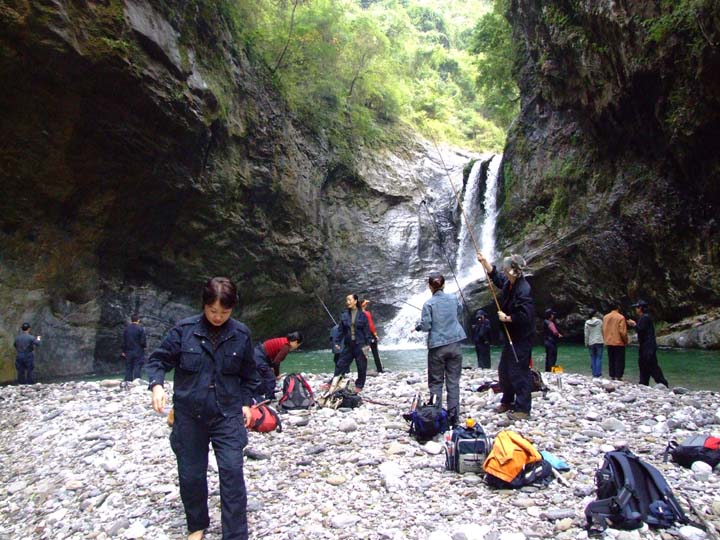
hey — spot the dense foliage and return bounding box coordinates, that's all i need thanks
[218,0,515,152]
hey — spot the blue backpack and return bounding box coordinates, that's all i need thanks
[403,394,448,442]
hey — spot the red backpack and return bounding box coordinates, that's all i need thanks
[248,403,282,433]
[278,373,315,411]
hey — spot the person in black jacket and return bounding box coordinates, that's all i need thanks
[146,277,260,540]
[627,300,669,387]
[13,322,41,384]
[121,313,146,387]
[477,253,535,421]
[471,309,492,368]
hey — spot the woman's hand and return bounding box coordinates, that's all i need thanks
[151,385,167,413]
[497,310,512,323]
[242,406,252,428]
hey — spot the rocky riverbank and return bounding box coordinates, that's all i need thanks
[1,369,719,540]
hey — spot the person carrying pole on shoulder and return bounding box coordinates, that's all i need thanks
[477,253,535,421]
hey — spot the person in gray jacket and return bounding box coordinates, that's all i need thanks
[414,272,466,426]
[584,311,604,377]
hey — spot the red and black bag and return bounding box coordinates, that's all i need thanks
[664,434,720,468]
[249,403,282,433]
[278,373,315,411]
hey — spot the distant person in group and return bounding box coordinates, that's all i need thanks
[121,313,147,387]
[627,300,669,387]
[471,309,491,368]
[584,310,604,377]
[477,253,535,421]
[254,331,304,402]
[414,272,466,426]
[332,294,372,393]
[602,301,628,381]
[361,299,384,373]
[543,309,562,372]
[14,322,41,384]
[145,277,259,540]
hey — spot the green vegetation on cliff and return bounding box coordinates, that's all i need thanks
[205,0,510,151]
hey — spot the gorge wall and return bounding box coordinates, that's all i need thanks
[493,0,720,341]
[0,0,478,380]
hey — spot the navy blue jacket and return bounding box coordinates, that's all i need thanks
[122,323,147,359]
[472,319,491,346]
[636,313,657,356]
[145,315,259,417]
[14,333,39,354]
[340,308,372,347]
[489,266,534,353]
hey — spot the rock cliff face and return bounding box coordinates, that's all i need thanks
[496,0,720,342]
[0,0,478,380]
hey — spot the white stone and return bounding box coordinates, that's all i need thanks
[678,525,707,540]
[451,524,491,540]
[330,514,360,528]
[423,441,443,455]
[124,521,147,539]
[428,532,453,540]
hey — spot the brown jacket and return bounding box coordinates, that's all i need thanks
[602,310,628,346]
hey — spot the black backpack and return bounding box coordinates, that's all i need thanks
[278,373,315,411]
[324,387,362,409]
[585,448,690,532]
[485,459,553,489]
[403,393,449,442]
[664,434,720,469]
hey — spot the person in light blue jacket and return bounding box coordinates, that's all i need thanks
[414,272,466,426]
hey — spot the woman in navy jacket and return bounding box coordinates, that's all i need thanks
[146,277,259,540]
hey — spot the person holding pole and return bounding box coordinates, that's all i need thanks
[477,253,535,421]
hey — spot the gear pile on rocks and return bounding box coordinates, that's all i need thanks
[1,369,719,540]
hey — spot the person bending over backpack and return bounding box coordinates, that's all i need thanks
[254,331,304,402]
[477,253,535,422]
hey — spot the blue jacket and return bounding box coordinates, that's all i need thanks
[339,308,372,347]
[472,319,491,346]
[415,290,467,349]
[122,323,147,359]
[489,266,534,353]
[145,315,259,417]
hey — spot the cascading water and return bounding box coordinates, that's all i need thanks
[383,154,501,348]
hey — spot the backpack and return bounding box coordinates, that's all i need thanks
[248,403,282,433]
[530,368,548,394]
[403,394,448,442]
[278,373,315,411]
[663,434,720,469]
[330,324,345,355]
[585,448,690,532]
[445,423,491,474]
[483,430,550,488]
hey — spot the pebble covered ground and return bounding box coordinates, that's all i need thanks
[1,367,719,540]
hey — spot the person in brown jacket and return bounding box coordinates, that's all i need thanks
[602,302,628,380]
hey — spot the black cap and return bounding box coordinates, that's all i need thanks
[21,322,30,331]
[631,299,649,308]
[544,308,555,318]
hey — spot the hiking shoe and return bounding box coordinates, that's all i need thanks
[494,403,513,413]
[506,411,530,421]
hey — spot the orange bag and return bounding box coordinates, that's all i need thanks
[483,430,541,483]
[249,404,282,433]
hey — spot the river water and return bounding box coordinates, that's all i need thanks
[279,344,719,391]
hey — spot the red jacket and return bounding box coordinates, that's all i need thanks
[364,310,378,337]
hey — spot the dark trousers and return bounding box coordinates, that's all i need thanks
[124,354,144,382]
[334,341,368,389]
[15,352,34,384]
[254,345,276,401]
[498,345,532,414]
[638,350,668,387]
[170,396,249,540]
[544,341,558,372]
[428,342,463,423]
[607,346,626,379]
[474,343,491,368]
[369,339,384,372]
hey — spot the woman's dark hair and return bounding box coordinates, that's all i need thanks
[202,277,238,309]
[287,331,304,343]
[131,313,140,322]
[428,272,445,292]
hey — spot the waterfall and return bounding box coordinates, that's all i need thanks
[383,154,501,348]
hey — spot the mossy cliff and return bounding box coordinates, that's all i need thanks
[0,0,454,380]
[496,0,720,338]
